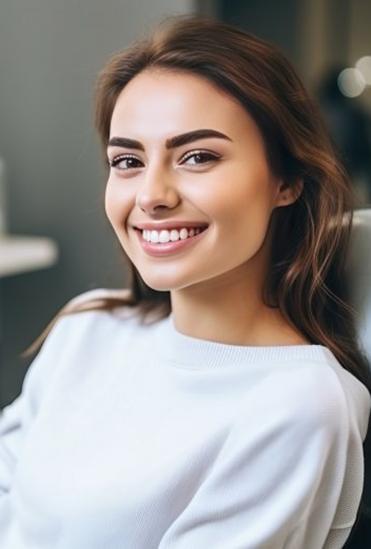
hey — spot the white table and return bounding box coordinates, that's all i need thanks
[0,234,58,278]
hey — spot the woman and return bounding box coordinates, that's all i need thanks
[1,14,370,549]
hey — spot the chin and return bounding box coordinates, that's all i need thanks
[136,274,174,293]
[137,275,191,293]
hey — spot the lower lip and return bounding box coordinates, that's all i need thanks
[134,227,209,257]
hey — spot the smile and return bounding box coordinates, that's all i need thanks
[142,227,205,243]
[134,226,208,257]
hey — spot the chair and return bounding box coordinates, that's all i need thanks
[343,207,371,547]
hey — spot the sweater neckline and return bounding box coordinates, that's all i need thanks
[154,312,330,369]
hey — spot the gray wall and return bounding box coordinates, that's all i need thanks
[0,0,195,407]
[218,0,304,75]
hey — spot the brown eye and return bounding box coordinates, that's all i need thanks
[181,151,220,165]
[110,155,143,170]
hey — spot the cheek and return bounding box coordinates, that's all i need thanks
[104,179,131,226]
[104,183,117,226]
[213,179,276,266]
[214,172,273,232]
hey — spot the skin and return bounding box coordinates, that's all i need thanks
[106,68,309,346]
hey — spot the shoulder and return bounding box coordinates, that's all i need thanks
[215,361,355,485]
[40,287,139,353]
[19,288,147,415]
[23,288,140,392]
[236,359,356,440]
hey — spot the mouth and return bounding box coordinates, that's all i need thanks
[133,225,208,238]
[133,225,209,256]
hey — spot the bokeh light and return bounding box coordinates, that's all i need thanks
[337,68,366,97]
[355,55,371,85]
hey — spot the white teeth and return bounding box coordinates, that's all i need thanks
[142,227,203,243]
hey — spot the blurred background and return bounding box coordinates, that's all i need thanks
[1,0,371,408]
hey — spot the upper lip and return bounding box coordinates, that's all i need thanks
[132,221,209,231]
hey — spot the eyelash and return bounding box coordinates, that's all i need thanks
[108,150,220,170]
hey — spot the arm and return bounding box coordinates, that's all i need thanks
[0,287,131,507]
[0,287,115,510]
[0,313,76,508]
[159,364,369,549]
[0,353,48,535]
[0,395,25,498]
[0,287,112,505]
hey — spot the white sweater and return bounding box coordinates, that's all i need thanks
[0,289,370,549]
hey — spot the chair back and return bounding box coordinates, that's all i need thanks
[344,207,371,547]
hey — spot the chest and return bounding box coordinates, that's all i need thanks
[12,375,232,547]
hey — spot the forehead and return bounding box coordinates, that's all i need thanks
[109,69,258,139]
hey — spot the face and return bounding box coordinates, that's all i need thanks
[105,69,296,294]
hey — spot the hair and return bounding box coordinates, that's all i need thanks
[22,14,371,397]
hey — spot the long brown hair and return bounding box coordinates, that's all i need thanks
[22,14,371,394]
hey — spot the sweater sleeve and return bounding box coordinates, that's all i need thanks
[0,288,113,506]
[0,313,78,512]
[158,364,369,549]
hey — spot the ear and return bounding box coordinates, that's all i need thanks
[274,178,304,208]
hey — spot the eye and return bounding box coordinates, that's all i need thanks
[108,150,220,170]
[109,154,143,170]
[181,150,220,166]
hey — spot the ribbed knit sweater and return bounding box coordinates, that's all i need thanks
[1,289,370,548]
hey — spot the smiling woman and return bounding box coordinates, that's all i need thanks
[1,13,371,549]
[103,67,303,313]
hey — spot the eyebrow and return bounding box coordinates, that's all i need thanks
[107,129,233,151]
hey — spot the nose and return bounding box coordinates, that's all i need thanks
[136,164,180,214]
